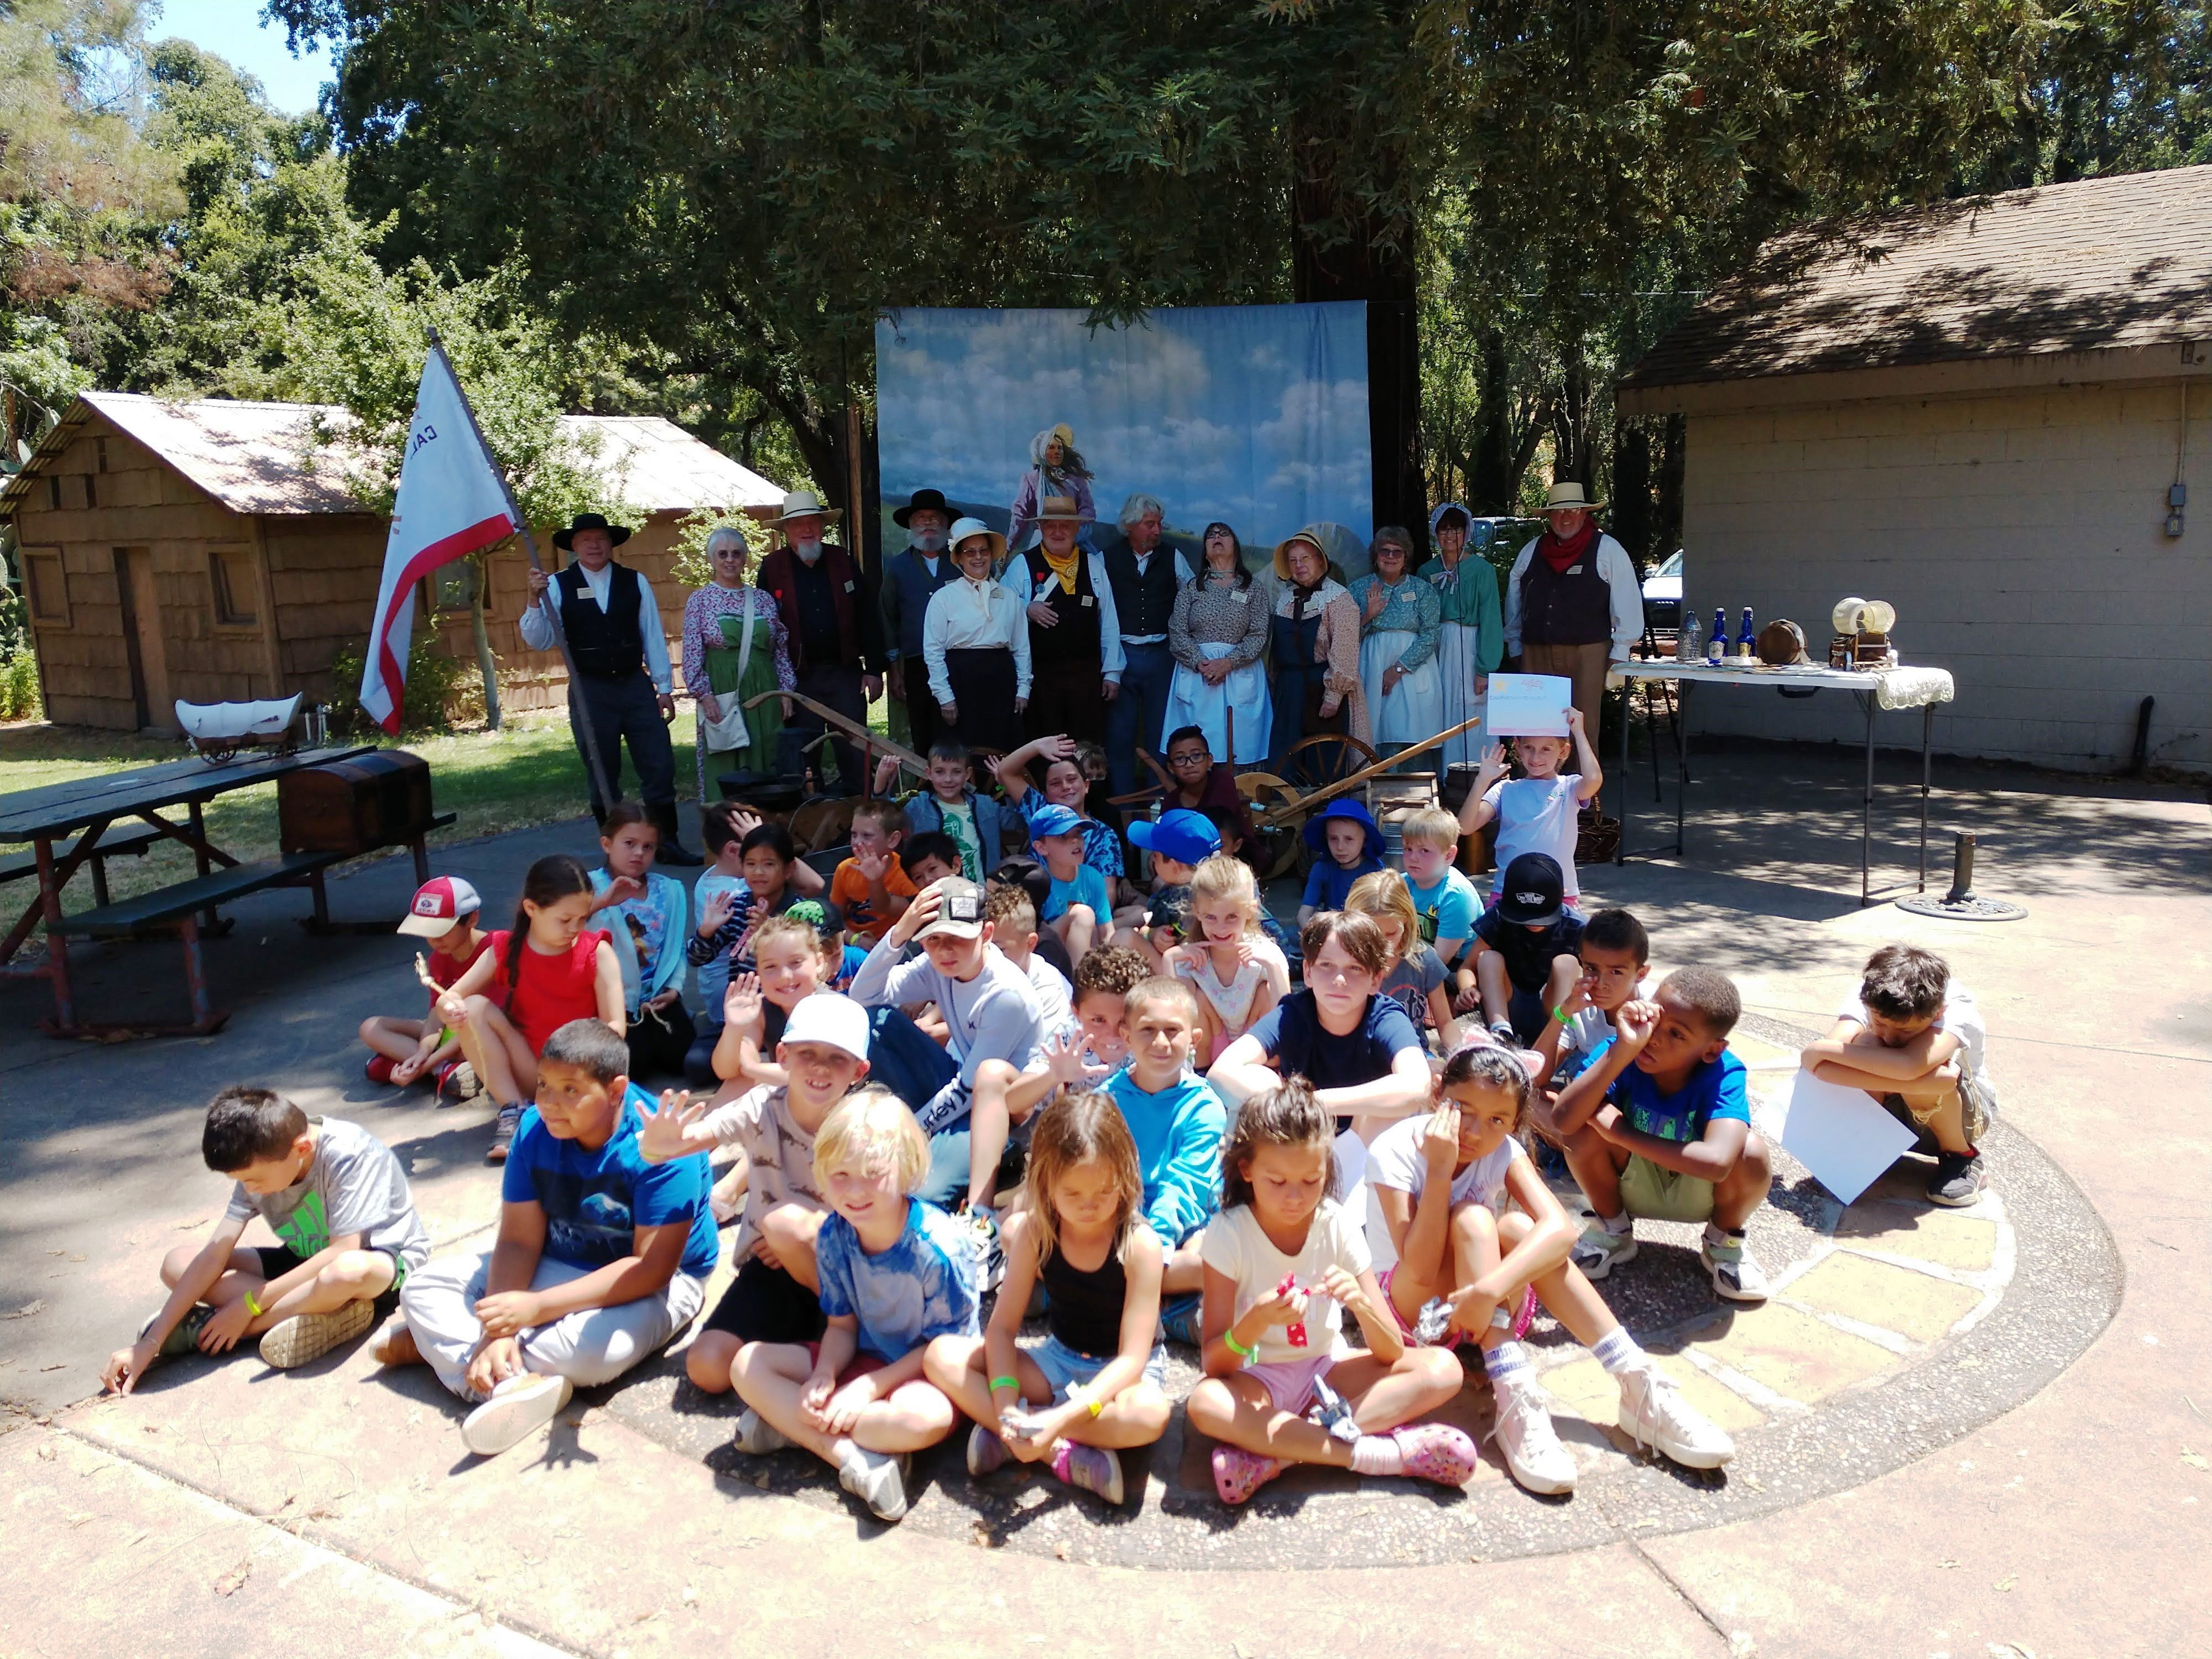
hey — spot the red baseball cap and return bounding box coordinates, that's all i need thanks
[397,875,483,937]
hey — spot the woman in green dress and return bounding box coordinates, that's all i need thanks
[682,526,797,799]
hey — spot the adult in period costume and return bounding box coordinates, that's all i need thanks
[1425,501,1504,774]
[681,526,795,799]
[1503,481,1641,732]
[1265,526,1370,769]
[1162,520,1271,764]
[1099,491,1192,796]
[1001,493,1123,745]
[1348,524,1443,762]
[753,490,885,793]
[879,486,959,759]
[922,517,1029,758]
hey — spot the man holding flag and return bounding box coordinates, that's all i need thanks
[521,513,701,863]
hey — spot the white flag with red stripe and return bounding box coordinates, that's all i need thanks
[358,349,519,733]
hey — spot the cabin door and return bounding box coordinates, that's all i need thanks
[112,547,171,730]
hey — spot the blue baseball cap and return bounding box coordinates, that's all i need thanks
[1027,803,1093,841]
[1129,808,1220,867]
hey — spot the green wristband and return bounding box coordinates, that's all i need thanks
[1222,1328,1254,1359]
[1551,1004,1573,1027]
[989,1376,1019,1393]
[243,1292,262,1318]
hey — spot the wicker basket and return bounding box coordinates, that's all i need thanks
[1576,813,1622,865]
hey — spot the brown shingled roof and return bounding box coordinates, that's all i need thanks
[1622,165,2212,392]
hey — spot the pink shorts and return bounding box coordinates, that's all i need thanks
[1241,1352,1338,1414]
[1376,1264,1537,1347]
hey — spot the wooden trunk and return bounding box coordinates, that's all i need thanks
[278,751,436,855]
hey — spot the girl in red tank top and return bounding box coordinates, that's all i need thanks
[433,853,624,1162]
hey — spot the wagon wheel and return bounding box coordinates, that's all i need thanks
[1235,771,1307,881]
[786,795,854,856]
[1276,733,1382,796]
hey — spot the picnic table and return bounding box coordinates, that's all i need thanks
[1606,660,1957,906]
[0,745,384,1037]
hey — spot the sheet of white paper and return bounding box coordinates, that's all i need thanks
[1484,674,1573,737]
[1778,1067,1918,1206]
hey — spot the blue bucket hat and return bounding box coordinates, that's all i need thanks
[1302,797,1385,863]
[1129,808,1221,867]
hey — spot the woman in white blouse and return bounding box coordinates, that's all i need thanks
[922,517,1031,757]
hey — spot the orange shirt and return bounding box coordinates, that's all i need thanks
[830,856,918,941]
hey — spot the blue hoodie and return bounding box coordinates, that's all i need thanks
[1102,1063,1227,1248]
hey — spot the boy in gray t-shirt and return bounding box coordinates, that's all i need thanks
[103,1088,430,1394]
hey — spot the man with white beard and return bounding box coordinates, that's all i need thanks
[878,487,961,758]
[754,490,885,792]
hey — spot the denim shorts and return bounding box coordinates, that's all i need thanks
[1029,1333,1168,1402]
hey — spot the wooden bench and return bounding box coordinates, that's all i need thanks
[48,850,347,1034]
[0,826,162,906]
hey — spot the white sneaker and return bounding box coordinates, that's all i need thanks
[1572,1224,1639,1280]
[1617,1363,1734,1469]
[837,1442,913,1522]
[1489,1378,1577,1495]
[733,1407,792,1456]
[966,1209,1005,1295]
[461,1373,572,1457]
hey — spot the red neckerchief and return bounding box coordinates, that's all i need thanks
[1539,519,1598,573]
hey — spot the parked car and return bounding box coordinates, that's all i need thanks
[1642,548,1683,633]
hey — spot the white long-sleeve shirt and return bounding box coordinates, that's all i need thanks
[1501,533,1644,662]
[998,551,1129,682]
[848,932,1047,1134]
[921,576,1032,706]
[520,562,674,693]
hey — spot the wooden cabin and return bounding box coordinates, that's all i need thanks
[2,392,784,731]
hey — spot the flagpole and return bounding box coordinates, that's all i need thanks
[424,327,615,817]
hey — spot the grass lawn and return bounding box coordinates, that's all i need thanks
[0,690,900,916]
[0,713,684,915]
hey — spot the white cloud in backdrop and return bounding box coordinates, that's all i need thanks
[877,304,1371,547]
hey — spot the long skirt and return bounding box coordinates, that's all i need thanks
[940,646,1024,759]
[696,611,786,798]
[1433,620,1489,770]
[1359,628,1444,750]
[1160,641,1272,764]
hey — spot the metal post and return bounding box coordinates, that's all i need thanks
[1615,670,1632,864]
[1919,702,1934,892]
[1673,680,1691,856]
[1860,691,1875,907]
[425,329,615,815]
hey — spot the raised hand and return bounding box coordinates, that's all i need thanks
[638,1088,711,1162]
[730,810,764,839]
[1613,998,1662,1056]
[1421,1101,1461,1180]
[852,843,893,885]
[1363,582,1386,622]
[699,889,737,938]
[873,754,901,795]
[723,972,765,1034]
[600,874,645,908]
[1564,705,1586,735]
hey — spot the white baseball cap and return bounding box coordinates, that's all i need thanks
[779,992,871,1063]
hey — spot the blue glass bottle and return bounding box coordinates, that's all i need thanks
[1706,607,1727,664]
[1738,607,1756,660]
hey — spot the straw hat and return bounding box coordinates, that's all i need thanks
[947,516,1006,565]
[1036,494,1088,523]
[771,489,843,525]
[1272,526,1334,584]
[1542,481,1605,514]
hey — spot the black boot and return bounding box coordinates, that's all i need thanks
[651,802,703,865]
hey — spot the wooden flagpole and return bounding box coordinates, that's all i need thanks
[424,327,615,816]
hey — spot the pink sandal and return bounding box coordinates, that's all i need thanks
[1210,1444,1285,1505]
[1391,1423,1480,1487]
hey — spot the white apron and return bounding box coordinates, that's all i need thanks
[1161,640,1272,763]
[696,589,757,755]
[1433,620,1488,769]
[1359,628,1444,749]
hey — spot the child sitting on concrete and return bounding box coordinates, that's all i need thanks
[1469,852,1585,1045]
[1297,799,1387,924]
[731,1087,975,1524]
[359,875,489,1099]
[684,821,842,1088]
[992,732,1133,917]
[102,1088,430,1392]
[1528,906,1652,1087]
[1031,802,1112,966]
[1396,807,1481,1002]
[382,1018,716,1457]
[588,801,694,1082]
[1801,943,1997,1206]
[885,738,1010,885]
[1548,968,1774,1304]
[1121,807,1220,967]
[830,797,916,949]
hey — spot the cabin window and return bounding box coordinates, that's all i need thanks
[45,475,60,511]
[22,549,69,627]
[207,545,259,628]
[431,558,478,612]
[82,471,96,509]
[95,436,108,473]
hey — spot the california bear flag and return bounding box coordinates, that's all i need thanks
[357,348,518,734]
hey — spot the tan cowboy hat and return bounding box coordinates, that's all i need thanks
[946,516,1006,565]
[1272,526,1334,583]
[1035,493,1089,522]
[771,489,843,526]
[1542,481,1605,514]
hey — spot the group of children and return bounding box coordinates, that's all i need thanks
[105,719,2002,1522]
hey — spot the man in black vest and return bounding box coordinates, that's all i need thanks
[1502,481,1642,735]
[1011,493,1123,744]
[523,512,702,863]
[1098,491,1192,797]
[879,486,959,760]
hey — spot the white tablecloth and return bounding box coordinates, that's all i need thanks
[1608,660,1955,711]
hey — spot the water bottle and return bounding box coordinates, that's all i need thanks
[1677,607,1700,664]
[1738,607,1756,661]
[1705,607,1727,665]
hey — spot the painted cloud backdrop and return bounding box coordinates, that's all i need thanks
[875,304,1372,551]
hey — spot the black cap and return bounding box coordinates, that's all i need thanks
[1495,853,1565,926]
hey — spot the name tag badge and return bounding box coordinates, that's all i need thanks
[1232,588,1250,604]
[1081,594,1094,607]
[843,580,855,594]
[1566,565,1584,577]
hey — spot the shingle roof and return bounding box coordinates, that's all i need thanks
[2,392,785,516]
[1623,165,2212,392]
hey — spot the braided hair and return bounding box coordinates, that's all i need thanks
[503,854,594,1018]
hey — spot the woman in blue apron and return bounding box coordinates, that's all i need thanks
[1348,524,1443,768]
[1162,521,1272,763]
[1266,527,1370,769]
[1425,502,1504,775]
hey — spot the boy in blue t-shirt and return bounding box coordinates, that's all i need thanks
[731,1088,974,1523]
[1030,802,1111,966]
[1297,799,1387,922]
[1546,967,1774,1304]
[390,1017,716,1457]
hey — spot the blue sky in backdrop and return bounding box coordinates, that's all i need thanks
[875,304,1373,556]
[148,1,332,114]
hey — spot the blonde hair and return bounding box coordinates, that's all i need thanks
[1187,853,1262,938]
[1345,870,1418,966]
[811,1086,928,1191]
[750,911,836,971]
[1023,1091,1144,1266]
[1399,807,1463,854]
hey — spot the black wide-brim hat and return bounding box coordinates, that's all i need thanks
[893,487,953,528]
[554,511,632,551]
